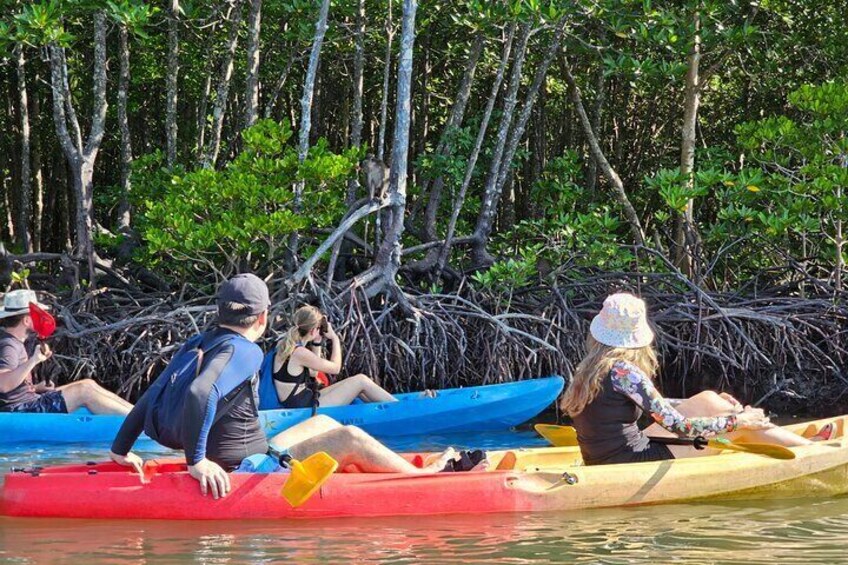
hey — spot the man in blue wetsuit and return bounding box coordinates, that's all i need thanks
[111,275,483,499]
[110,273,272,498]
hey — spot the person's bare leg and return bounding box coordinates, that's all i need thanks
[60,380,133,409]
[288,425,455,473]
[58,380,133,415]
[268,414,343,450]
[645,390,811,458]
[318,374,397,406]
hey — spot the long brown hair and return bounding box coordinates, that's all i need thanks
[559,334,659,417]
[273,305,323,372]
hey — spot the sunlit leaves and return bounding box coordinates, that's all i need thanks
[131,120,356,278]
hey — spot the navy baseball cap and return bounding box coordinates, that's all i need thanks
[217,274,270,323]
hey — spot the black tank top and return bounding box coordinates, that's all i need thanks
[272,346,313,406]
[273,345,309,385]
[571,370,651,465]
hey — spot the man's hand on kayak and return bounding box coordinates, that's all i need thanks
[109,450,145,476]
[188,458,231,499]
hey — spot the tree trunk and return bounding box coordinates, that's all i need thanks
[355,0,417,301]
[376,0,394,162]
[475,20,565,263]
[419,33,485,244]
[166,0,180,168]
[347,0,366,202]
[243,0,262,129]
[327,0,366,283]
[263,50,295,119]
[835,184,844,292]
[561,57,646,246]
[201,0,243,169]
[31,71,43,252]
[435,24,516,277]
[117,25,133,233]
[586,64,606,194]
[469,22,532,266]
[288,0,332,265]
[674,9,702,277]
[195,18,220,163]
[47,12,109,280]
[5,78,20,245]
[15,45,32,253]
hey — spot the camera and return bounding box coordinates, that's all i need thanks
[319,316,328,336]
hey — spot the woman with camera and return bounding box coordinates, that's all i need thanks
[272,305,398,408]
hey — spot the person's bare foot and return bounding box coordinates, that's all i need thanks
[420,389,438,398]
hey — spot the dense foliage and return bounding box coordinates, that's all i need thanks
[0,0,844,293]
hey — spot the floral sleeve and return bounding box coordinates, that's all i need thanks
[610,362,737,437]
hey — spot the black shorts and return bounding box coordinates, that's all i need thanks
[9,391,68,414]
[281,388,317,409]
[599,441,675,465]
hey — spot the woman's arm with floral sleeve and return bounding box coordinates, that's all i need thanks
[610,362,737,437]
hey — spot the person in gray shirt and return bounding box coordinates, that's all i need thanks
[0,289,133,415]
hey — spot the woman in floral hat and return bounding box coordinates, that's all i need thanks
[560,292,820,465]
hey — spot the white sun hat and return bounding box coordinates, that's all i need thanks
[0,289,50,320]
[589,292,655,349]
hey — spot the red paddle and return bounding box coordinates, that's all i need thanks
[29,302,56,340]
[316,371,330,387]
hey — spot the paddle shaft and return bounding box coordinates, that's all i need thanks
[534,423,796,459]
[309,378,320,417]
[648,435,709,449]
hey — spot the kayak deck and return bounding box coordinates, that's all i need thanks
[3,416,848,520]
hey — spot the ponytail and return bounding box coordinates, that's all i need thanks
[272,305,323,373]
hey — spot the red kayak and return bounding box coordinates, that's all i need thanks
[9,426,844,520]
[0,457,539,520]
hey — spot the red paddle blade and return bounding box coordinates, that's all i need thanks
[316,372,330,387]
[29,302,56,339]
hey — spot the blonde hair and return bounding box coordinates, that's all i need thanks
[559,334,659,417]
[273,305,324,373]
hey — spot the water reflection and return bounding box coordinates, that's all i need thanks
[3,499,848,563]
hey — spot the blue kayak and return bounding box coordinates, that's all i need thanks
[0,376,563,445]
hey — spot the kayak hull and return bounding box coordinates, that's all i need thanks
[4,417,848,520]
[0,376,563,445]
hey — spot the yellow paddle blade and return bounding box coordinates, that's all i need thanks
[534,424,578,447]
[281,452,339,508]
[707,438,796,460]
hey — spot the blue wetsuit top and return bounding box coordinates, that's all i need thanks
[112,328,268,469]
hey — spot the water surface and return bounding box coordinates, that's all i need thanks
[1,430,846,563]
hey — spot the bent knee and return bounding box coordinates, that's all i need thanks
[310,414,340,428]
[690,390,734,410]
[340,425,371,446]
[692,390,727,404]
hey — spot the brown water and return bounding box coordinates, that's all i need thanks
[2,432,848,563]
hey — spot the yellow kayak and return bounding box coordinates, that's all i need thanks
[487,416,848,510]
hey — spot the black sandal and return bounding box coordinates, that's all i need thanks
[441,449,487,472]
